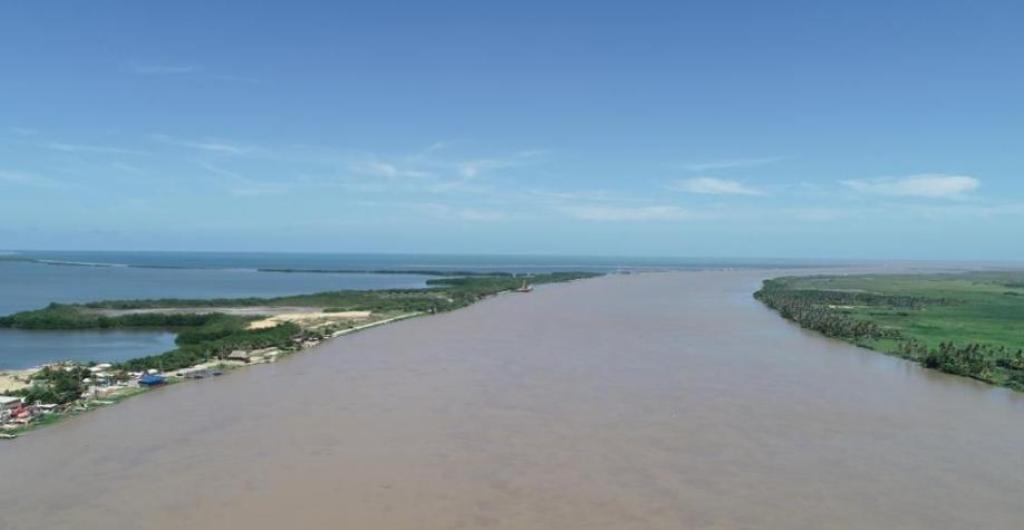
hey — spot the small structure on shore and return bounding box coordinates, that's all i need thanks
[515,279,533,293]
[0,395,21,412]
[138,374,166,387]
[1,395,23,425]
[226,350,252,362]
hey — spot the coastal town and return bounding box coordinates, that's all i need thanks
[0,272,585,439]
[0,310,422,438]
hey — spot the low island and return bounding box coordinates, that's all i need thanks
[0,271,599,437]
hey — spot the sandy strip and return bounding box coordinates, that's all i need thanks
[247,310,372,330]
[0,369,35,394]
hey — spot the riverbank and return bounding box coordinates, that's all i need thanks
[1,311,425,438]
[0,272,598,437]
[754,271,1024,391]
[3,270,1021,530]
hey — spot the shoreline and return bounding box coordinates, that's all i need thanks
[0,272,600,438]
[3,270,1022,528]
[0,311,427,438]
[753,271,1024,392]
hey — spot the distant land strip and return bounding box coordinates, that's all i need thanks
[754,271,1024,391]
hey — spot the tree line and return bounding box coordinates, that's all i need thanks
[755,279,1024,391]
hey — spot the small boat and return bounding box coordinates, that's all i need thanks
[138,374,167,387]
[515,280,533,293]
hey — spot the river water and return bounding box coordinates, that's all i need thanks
[0,271,1021,529]
[0,251,829,368]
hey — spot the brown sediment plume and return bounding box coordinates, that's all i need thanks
[1,270,1022,529]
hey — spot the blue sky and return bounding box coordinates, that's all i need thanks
[2,1,1023,259]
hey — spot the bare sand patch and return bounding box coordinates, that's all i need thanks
[247,310,372,330]
[0,369,35,394]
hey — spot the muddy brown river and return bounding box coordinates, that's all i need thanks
[1,271,1022,529]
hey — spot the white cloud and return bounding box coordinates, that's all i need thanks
[44,142,145,155]
[152,134,255,155]
[670,177,764,196]
[561,205,691,221]
[423,141,450,153]
[455,150,546,178]
[842,174,979,199]
[349,160,431,179]
[527,189,627,203]
[681,157,782,172]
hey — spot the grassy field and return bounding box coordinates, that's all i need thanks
[755,271,1024,391]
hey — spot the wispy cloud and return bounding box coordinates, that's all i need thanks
[317,146,548,196]
[561,205,692,221]
[44,142,146,155]
[455,150,546,178]
[526,189,633,204]
[423,141,450,154]
[842,174,980,199]
[680,157,783,172]
[348,160,431,179]
[670,177,764,196]
[129,64,200,75]
[416,203,508,221]
[199,162,289,196]
[0,169,67,190]
[10,127,38,137]
[127,64,260,83]
[152,134,256,155]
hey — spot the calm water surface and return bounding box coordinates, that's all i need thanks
[0,329,177,369]
[0,255,437,368]
[1,271,1020,529]
[0,251,837,368]
[0,260,436,316]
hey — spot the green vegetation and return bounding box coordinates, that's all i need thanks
[0,304,228,330]
[53,272,597,313]
[11,365,92,405]
[755,272,1024,391]
[0,272,600,373]
[257,268,514,276]
[116,320,301,373]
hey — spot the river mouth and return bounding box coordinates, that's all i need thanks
[1,270,1022,530]
[0,329,177,370]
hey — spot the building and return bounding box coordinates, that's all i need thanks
[0,395,22,412]
[226,350,252,362]
[1,396,24,424]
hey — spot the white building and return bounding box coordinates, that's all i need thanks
[0,395,22,412]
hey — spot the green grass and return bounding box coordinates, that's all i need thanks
[778,273,1024,349]
[755,272,1024,391]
